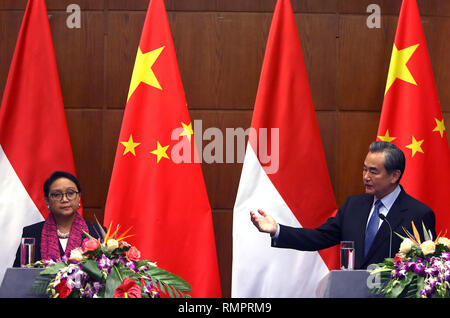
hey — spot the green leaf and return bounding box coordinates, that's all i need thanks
[82,259,103,281]
[422,222,431,241]
[394,231,407,241]
[31,262,67,296]
[369,266,392,276]
[40,262,66,275]
[416,276,424,298]
[391,274,414,298]
[31,275,53,296]
[104,265,122,298]
[93,214,106,241]
[82,230,94,240]
[165,284,174,298]
[144,266,192,298]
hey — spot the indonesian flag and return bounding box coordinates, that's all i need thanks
[0,0,77,283]
[103,0,222,298]
[377,0,450,234]
[232,0,339,298]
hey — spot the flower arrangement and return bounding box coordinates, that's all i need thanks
[370,221,450,298]
[31,221,192,298]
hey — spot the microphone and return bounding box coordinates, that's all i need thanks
[379,214,392,259]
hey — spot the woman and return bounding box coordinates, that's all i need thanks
[13,171,103,266]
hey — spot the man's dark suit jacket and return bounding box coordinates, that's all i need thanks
[272,187,436,269]
[13,220,104,267]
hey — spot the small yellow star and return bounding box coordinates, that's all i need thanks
[405,136,424,157]
[377,129,396,142]
[385,43,419,95]
[120,135,141,156]
[179,122,194,141]
[432,118,446,138]
[150,141,170,163]
[127,46,165,102]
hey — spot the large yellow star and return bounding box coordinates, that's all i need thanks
[127,46,165,102]
[432,118,446,138]
[377,129,396,142]
[179,122,194,141]
[405,136,424,157]
[120,134,140,156]
[150,141,170,163]
[385,43,420,95]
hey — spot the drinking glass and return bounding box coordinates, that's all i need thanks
[340,241,355,270]
[20,237,35,267]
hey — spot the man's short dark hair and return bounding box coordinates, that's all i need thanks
[369,141,405,183]
[43,171,81,197]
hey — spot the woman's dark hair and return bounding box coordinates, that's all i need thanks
[43,171,81,197]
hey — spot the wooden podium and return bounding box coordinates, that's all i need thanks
[0,268,45,298]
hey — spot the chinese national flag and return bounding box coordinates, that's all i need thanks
[0,0,77,282]
[377,0,450,233]
[103,0,222,297]
[232,0,339,297]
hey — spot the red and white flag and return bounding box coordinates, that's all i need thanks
[232,0,339,297]
[103,0,222,297]
[0,0,77,282]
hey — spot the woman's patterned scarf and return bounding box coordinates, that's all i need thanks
[41,212,88,261]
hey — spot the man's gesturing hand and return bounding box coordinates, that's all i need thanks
[250,209,277,235]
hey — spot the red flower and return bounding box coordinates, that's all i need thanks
[394,253,404,263]
[119,241,131,248]
[55,279,72,298]
[83,238,101,252]
[125,246,141,262]
[114,278,142,298]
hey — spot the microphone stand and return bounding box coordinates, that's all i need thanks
[379,214,392,259]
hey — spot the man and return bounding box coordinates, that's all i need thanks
[250,141,436,269]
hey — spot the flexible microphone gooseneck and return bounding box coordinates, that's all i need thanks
[379,214,392,259]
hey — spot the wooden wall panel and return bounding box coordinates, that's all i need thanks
[339,0,450,16]
[107,0,338,12]
[337,111,380,206]
[65,110,104,207]
[102,109,124,205]
[50,11,105,108]
[316,111,338,191]
[219,0,338,13]
[1,0,450,298]
[337,15,396,110]
[0,0,104,10]
[211,209,232,298]
[189,109,252,208]
[296,14,338,109]
[172,12,270,108]
[108,0,216,11]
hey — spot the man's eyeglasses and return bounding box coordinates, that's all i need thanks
[49,190,79,202]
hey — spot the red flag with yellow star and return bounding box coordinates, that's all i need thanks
[377,0,450,233]
[104,0,221,297]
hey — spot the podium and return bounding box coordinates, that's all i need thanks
[1,268,383,298]
[316,270,382,298]
[0,268,45,298]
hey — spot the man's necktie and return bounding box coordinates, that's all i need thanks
[364,199,383,257]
